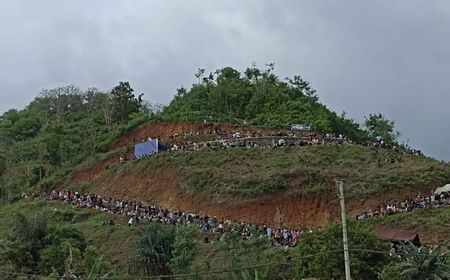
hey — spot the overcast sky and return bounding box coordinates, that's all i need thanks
[0,1,449,161]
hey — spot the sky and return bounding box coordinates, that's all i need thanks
[0,0,449,161]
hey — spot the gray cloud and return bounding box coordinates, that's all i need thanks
[1,0,449,160]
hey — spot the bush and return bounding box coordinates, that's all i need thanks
[130,223,176,276]
[292,222,390,279]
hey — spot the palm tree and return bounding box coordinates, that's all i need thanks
[397,242,450,280]
[130,223,175,276]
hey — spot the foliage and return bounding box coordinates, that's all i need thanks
[0,212,109,278]
[1,213,48,270]
[169,225,198,274]
[380,261,405,280]
[162,64,366,141]
[86,255,114,280]
[212,225,285,280]
[0,83,150,195]
[111,81,143,123]
[365,113,400,145]
[38,227,88,273]
[292,221,391,279]
[239,267,272,280]
[130,223,175,276]
[394,242,450,280]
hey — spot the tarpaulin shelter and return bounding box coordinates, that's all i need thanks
[374,224,421,246]
[434,184,450,194]
[134,139,159,159]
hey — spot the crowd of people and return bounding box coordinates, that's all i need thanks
[41,188,450,247]
[120,130,353,161]
[356,191,450,220]
[123,126,424,163]
[43,189,308,247]
[168,133,352,153]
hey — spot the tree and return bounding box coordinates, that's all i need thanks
[111,82,142,124]
[292,222,390,279]
[1,213,48,271]
[162,65,369,141]
[169,225,198,274]
[0,152,5,177]
[0,213,109,278]
[392,242,450,280]
[364,113,400,145]
[130,223,175,276]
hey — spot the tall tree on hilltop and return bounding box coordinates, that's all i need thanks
[111,82,142,124]
[365,113,400,145]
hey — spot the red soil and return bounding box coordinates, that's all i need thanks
[66,121,444,243]
[89,165,435,229]
[68,158,116,184]
[107,121,306,151]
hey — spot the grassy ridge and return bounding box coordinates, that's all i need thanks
[369,207,450,240]
[122,145,450,199]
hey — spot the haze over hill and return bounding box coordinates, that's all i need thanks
[1,1,450,160]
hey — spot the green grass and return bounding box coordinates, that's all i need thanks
[367,207,450,241]
[96,145,450,200]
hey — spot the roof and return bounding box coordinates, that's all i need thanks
[374,224,420,242]
[434,184,450,194]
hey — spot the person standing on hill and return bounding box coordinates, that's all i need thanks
[128,217,133,227]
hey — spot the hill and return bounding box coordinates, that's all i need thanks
[63,121,449,229]
[1,67,449,278]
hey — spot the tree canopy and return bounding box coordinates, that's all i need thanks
[0,83,149,199]
[162,65,367,141]
[365,113,400,145]
[292,222,391,279]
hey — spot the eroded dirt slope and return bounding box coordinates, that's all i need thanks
[86,163,436,229]
[63,121,447,243]
[107,121,307,150]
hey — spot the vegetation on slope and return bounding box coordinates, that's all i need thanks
[90,145,450,199]
[0,197,448,279]
[371,207,450,241]
[162,64,369,141]
[0,199,131,278]
[0,65,406,200]
[0,83,150,200]
[0,66,448,278]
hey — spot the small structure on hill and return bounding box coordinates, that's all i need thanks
[434,184,450,194]
[134,139,163,159]
[374,224,421,246]
[290,124,312,131]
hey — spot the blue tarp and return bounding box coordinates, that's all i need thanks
[134,139,159,159]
